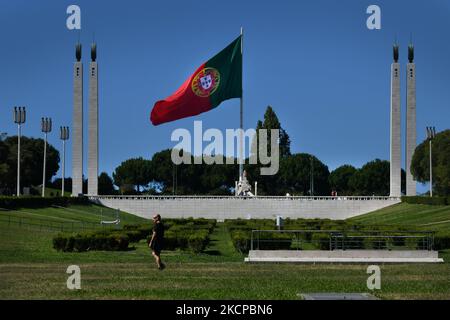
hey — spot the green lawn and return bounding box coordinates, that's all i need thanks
[349,203,450,232]
[0,203,449,299]
[0,203,147,232]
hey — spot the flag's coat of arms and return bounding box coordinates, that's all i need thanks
[191,67,220,97]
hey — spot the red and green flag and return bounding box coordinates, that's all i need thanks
[150,36,242,126]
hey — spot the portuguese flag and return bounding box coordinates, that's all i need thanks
[150,36,242,126]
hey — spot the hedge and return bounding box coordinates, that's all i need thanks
[401,196,448,206]
[434,233,450,250]
[53,231,129,252]
[257,232,293,250]
[231,231,251,254]
[0,196,90,209]
[311,233,330,250]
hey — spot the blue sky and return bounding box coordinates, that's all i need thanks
[1,0,449,193]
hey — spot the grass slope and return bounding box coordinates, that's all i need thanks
[348,203,450,232]
[0,203,147,230]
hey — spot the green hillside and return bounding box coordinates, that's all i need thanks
[348,203,450,232]
[0,203,148,232]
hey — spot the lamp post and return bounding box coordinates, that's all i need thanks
[426,126,436,197]
[60,126,69,196]
[310,156,314,196]
[41,117,52,197]
[13,107,26,197]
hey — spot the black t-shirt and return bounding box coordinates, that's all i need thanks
[153,222,164,243]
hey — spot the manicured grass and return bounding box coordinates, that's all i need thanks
[1,220,450,299]
[348,203,450,232]
[0,203,147,230]
[0,203,449,299]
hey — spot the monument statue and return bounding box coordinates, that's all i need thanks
[91,43,97,62]
[76,43,82,62]
[236,170,254,196]
[408,43,414,63]
[393,44,399,62]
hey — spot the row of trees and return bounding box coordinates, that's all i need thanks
[1,108,448,196]
[109,107,413,196]
[0,136,115,195]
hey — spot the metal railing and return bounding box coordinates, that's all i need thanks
[250,229,434,251]
[90,195,400,201]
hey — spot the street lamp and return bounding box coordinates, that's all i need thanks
[60,126,69,196]
[13,107,26,197]
[41,117,52,197]
[310,156,314,196]
[426,126,436,197]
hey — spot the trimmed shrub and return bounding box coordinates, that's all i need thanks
[162,231,178,250]
[187,233,209,254]
[53,233,68,252]
[404,237,418,250]
[387,234,405,249]
[312,233,330,250]
[434,233,450,250]
[231,231,251,254]
[401,196,448,206]
[258,232,292,250]
[53,231,129,252]
[363,237,387,250]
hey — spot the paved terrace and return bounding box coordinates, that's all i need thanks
[88,195,401,220]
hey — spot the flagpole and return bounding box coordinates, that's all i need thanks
[239,27,244,181]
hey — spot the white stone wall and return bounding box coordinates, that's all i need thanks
[90,196,401,220]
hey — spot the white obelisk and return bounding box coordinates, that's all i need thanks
[88,42,99,196]
[72,43,83,196]
[390,44,401,197]
[405,43,416,196]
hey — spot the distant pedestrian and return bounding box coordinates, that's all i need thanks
[148,214,165,270]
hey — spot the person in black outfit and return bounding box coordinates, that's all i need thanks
[148,214,165,270]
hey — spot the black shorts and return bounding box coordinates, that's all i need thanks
[151,243,163,255]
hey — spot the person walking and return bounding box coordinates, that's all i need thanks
[148,214,165,270]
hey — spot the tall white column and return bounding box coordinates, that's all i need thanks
[72,43,83,197]
[406,44,416,196]
[88,43,98,196]
[390,45,401,197]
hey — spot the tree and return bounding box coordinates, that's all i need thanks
[3,136,60,191]
[50,177,72,193]
[329,165,357,195]
[411,129,450,196]
[278,153,330,196]
[149,149,236,195]
[252,106,291,159]
[349,159,389,196]
[0,139,9,191]
[113,157,152,193]
[98,172,115,195]
[249,106,291,195]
